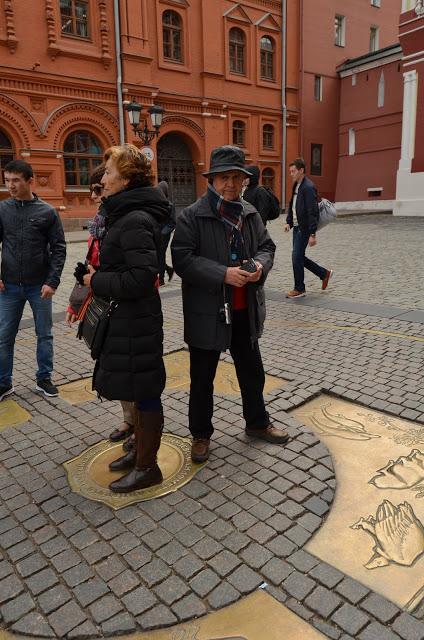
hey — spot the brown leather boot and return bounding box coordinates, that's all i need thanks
[109,410,163,493]
[109,446,136,472]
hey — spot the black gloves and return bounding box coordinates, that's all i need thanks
[73,262,89,286]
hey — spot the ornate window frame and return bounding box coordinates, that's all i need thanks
[44,0,111,68]
[157,2,191,73]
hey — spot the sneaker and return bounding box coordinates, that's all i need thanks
[321,269,333,291]
[35,378,59,397]
[0,384,14,402]
[191,438,210,463]
[245,424,290,444]
[286,290,306,298]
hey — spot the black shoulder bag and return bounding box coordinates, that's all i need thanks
[77,296,118,361]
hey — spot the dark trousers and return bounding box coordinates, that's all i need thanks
[188,310,269,439]
[292,226,327,292]
[158,232,172,280]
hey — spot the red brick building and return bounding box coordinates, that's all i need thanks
[334,1,424,216]
[0,0,407,226]
[292,0,400,201]
[0,0,283,227]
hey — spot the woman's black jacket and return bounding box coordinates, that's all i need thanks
[91,186,170,401]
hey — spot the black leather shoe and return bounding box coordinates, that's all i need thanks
[109,448,136,471]
[109,464,163,493]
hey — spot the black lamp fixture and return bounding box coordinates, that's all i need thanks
[124,100,165,145]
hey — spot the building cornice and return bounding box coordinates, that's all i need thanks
[337,44,402,76]
[0,70,117,104]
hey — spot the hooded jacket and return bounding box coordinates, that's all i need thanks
[90,186,170,401]
[0,195,66,288]
[243,166,275,225]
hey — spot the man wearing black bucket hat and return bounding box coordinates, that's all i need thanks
[172,145,289,463]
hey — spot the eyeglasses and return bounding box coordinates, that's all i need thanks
[90,185,103,196]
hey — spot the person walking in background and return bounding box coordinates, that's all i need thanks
[284,157,332,298]
[243,165,280,226]
[66,165,135,446]
[172,145,289,464]
[156,181,175,286]
[83,144,169,493]
[0,160,66,400]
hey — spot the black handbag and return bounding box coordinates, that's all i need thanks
[77,296,117,360]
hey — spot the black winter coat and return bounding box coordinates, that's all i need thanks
[286,176,319,235]
[91,187,170,402]
[0,195,66,288]
[171,194,275,352]
[243,166,274,225]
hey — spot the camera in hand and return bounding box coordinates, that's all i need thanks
[240,258,257,273]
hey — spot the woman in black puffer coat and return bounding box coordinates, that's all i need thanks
[83,144,170,494]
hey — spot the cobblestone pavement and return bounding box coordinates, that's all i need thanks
[20,212,424,321]
[1,213,424,639]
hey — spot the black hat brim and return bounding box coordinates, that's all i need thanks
[202,165,253,177]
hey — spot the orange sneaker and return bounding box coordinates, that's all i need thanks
[286,290,306,298]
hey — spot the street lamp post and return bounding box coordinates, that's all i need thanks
[124,100,165,145]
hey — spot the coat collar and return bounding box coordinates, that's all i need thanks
[194,193,257,219]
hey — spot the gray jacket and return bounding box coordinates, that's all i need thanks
[171,194,275,351]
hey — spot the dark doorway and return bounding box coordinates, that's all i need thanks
[157,133,196,212]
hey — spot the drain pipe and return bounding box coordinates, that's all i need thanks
[281,0,287,210]
[113,0,125,144]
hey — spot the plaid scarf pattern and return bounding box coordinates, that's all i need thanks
[87,209,106,241]
[207,183,245,262]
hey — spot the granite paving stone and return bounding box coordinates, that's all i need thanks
[332,603,370,636]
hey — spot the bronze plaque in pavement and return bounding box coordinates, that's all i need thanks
[0,399,31,432]
[291,394,424,612]
[59,350,285,405]
[64,434,206,510]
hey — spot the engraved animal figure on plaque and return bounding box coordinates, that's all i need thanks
[300,403,381,441]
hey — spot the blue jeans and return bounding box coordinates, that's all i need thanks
[0,283,53,386]
[292,226,327,292]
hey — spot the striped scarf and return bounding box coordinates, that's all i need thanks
[207,183,245,263]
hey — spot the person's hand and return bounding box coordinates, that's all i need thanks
[308,235,317,247]
[243,261,263,283]
[83,265,96,287]
[284,224,290,233]
[41,284,56,299]
[224,267,250,288]
[0,280,4,292]
[66,311,78,326]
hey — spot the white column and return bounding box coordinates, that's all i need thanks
[399,70,418,169]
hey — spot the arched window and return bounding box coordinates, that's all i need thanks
[263,124,275,149]
[232,120,246,147]
[229,28,246,75]
[60,0,89,38]
[0,129,14,186]
[262,167,275,190]
[163,10,183,62]
[260,36,275,80]
[63,131,102,186]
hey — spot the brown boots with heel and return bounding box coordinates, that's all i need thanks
[109,410,163,494]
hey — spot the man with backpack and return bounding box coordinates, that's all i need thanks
[243,166,280,225]
[284,157,332,298]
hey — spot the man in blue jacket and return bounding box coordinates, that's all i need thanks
[0,160,66,400]
[284,157,332,298]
